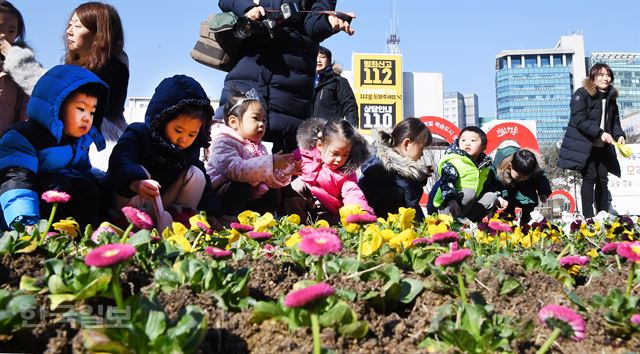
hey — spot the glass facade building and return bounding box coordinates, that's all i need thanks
[589,53,640,118]
[495,34,586,149]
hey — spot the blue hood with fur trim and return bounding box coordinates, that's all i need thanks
[27,64,109,150]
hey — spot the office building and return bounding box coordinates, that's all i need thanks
[589,53,640,118]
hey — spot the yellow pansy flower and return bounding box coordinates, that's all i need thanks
[389,229,417,251]
[587,248,598,258]
[339,204,364,225]
[188,213,210,231]
[254,212,276,232]
[427,220,449,236]
[226,229,240,247]
[165,222,192,252]
[285,233,301,248]
[361,231,383,256]
[287,214,301,225]
[380,229,396,241]
[238,210,259,225]
[397,207,415,230]
[53,219,80,237]
[314,219,330,228]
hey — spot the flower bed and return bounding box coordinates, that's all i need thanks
[0,201,638,353]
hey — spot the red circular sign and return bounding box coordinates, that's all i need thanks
[419,116,460,144]
[548,190,576,213]
[485,122,540,154]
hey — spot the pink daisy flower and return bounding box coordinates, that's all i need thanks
[197,222,212,234]
[91,226,117,244]
[600,242,620,255]
[411,237,430,246]
[559,255,590,267]
[85,244,136,268]
[298,230,342,256]
[538,304,586,341]
[434,248,472,267]
[487,221,512,232]
[230,222,253,233]
[631,314,640,326]
[41,190,71,204]
[616,241,640,262]
[299,227,337,237]
[450,242,459,251]
[284,282,335,308]
[264,244,275,260]
[247,231,272,241]
[345,213,377,225]
[205,246,233,259]
[429,231,459,245]
[121,206,153,230]
[45,232,59,239]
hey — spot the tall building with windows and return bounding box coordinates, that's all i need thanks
[589,53,640,118]
[463,93,479,127]
[495,34,586,149]
[443,92,465,127]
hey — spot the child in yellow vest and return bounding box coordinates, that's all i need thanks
[427,126,506,222]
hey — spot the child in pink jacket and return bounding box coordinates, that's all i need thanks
[206,89,295,216]
[284,117,373,224]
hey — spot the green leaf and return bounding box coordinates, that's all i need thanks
[49,294,76,310]
[7,294,36,313]
[499,277,522,295]
[460,303,484,338]
[563,288,588,312]
[450,328,477,352]
[128,230,152,247]
[399,278,424,304]
[250,301,283,324]
[48,274,73,294]
[145,310,167,341]
[74,273,112,300]
[338,320,369,338]
[19,276,43,292]
[81,329,133,354]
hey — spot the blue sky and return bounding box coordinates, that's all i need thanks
[12,0,640,117]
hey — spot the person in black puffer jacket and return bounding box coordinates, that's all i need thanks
[557,63,626,218]
[359,118,433,221]
[313,46,358,127]
[218,0,355,153]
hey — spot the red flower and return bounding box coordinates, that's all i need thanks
[41,190,71,203]
[299,227,337,237]
[230,222,253,233]
[205,246,233,259]
[85,244,136,267]
[121,206,153,230]
[411,237,430,246]
[197,222,212,234]
[284,282,335,308]
[538,304,586,341]
[263,244,275,260]
[434,249,472,267]
[345,213,377,225]
[616,241,640,262]
[631,314,640,326]
[247,231,272,241]
[298,230,342,256]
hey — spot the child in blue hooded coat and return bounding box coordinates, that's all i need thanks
[0,64,109,229]
[107,75,222,229]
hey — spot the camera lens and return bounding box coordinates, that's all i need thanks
[233,17,254,39]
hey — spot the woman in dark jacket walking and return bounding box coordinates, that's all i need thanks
[557,63,626,218]
[313,46,358,127]
[217,0,354,153]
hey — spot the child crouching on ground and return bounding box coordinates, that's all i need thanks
[107,75,222,229]
[0,65,109,229]
[492,146,551,224]
[206,89,296,216]
[359,117,433,221]
[427,126,506,222]
[283,117,373,224]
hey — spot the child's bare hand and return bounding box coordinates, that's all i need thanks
[273,151,293,170]
[0,35,12,57]
[132,179,160,200]
[497,197,509,210]
[600,132,614,144]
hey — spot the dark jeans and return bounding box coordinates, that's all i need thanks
[219,182,280,216]
[580,147,610,218]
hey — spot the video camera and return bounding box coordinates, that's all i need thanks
[233,2,300,39]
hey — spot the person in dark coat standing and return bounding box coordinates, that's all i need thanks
[313,46,358,127]
[557,63,626,218]
[218,0,354,153]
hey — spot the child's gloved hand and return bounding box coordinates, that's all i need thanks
[131,179,161,200]
[447,200,461,217]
